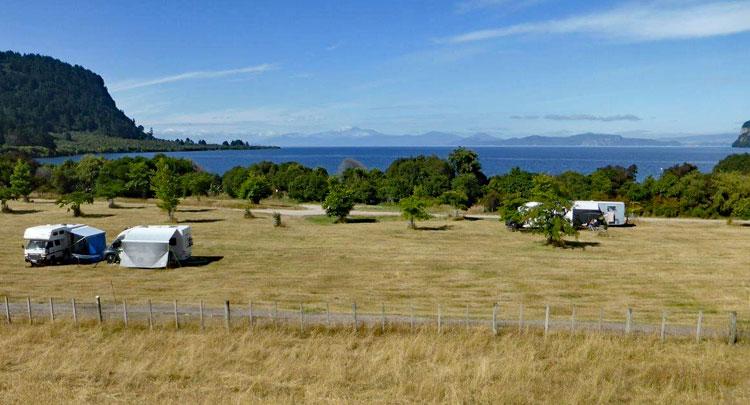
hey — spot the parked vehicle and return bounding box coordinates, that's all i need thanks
[107,225,193,268]
[565,201,627,227]
[23,224,106,266]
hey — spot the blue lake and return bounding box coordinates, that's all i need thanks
[38,146,740,181]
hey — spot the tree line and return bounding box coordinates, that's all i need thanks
[2,148,750,221]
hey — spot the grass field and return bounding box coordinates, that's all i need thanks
[2,198,750,402]
[0,324,748,403]
[2,198,749,322]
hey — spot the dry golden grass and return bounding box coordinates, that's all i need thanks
[1,198,749,327]
[0,323,748,403]
[3,198,750,402]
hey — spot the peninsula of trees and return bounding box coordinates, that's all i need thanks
[0,51,275,156]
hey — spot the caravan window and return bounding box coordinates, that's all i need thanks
[46,241,53,248]
[54,240,60,246]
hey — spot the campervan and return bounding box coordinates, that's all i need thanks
[23,224,107,266]
[108,225,193,268]
[565,201,627,227]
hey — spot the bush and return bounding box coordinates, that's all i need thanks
[239,174,272,204]
[322,186,355,223]
[400,196,431,229]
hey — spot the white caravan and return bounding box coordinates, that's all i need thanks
[112,225,193,268]
[565,201,627,227]
[23,224,82,265]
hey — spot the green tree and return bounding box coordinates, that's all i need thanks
[400,196,431,229]
[524,200,578,247]
[125,160,152,198]
[440,190,469,217]
[10,159,33,202]
[0,186,12,212]
[448,147,486,183]
[151,160,180,221]
[239,173,272,204]
[322,185,355,223]
[56,191,94,217]
[222,166,250,198]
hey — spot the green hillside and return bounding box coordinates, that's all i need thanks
[0,51,150,149]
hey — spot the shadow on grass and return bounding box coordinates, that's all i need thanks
[415,225,453,231]
[561,241,601,250]
[81,213,115,218]
[344,217,378,224]
[178,208,216,213]
[111,205,146,210]
[178,218,224,224]
[7,209,41,215]
[178,256,224,267]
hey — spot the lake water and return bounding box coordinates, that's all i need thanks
[38,146,740,181]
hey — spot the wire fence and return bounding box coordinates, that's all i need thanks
[1,295,745,344]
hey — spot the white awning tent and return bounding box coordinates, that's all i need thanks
[119,226,184,269]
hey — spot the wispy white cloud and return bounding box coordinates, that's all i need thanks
[110,64,276,91]
[511,114,642,122]
[445,1,750,43]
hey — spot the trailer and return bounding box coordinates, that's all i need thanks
[110,225,193,269]
[565,201,627,227]
[23,224,106,265]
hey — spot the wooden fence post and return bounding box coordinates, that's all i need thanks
[491,303,498,336]
[247,300,253,329]
[71,298,78,327]
[544,305,550,337]
[147,299,153,331]
[4,296,10,324]
[354,302,361,330]
[729,311,738,345]
[299,303,304,334]
[410,305,415,331]
[696,311,703,343]
[625,307,632,335]
[518,303,524,333]
[48,298,55,322]
[199,300,205,331]
[224,300,231,330]
[26,296,32,325]
[437,304,442,334]
[173,300,179,330]
[273,302,278,326]
[660,311,667,343]
[570,305,576,334]
[381,303,386,333]
[465,304,470,331]
[123,298,128,327]
[95,296,102,324]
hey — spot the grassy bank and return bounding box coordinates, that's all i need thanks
[0,323,747,403]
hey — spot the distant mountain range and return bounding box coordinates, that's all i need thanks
[255,127,735,148]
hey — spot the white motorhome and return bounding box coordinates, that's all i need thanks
[23,224,82,265]
[565,201,627,227]
[110,225,193,268]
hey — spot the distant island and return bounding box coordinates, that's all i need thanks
[0,51,277,157]
[732,121,750,147]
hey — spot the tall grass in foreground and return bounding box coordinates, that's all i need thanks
[0,324,748,403]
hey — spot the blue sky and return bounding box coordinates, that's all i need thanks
[2,0,749,141]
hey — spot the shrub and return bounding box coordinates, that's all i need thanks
[239,174,272,204]
[322,186,355,223]
[400,196,431,229]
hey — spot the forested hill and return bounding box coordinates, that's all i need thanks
[0,51,149,149]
